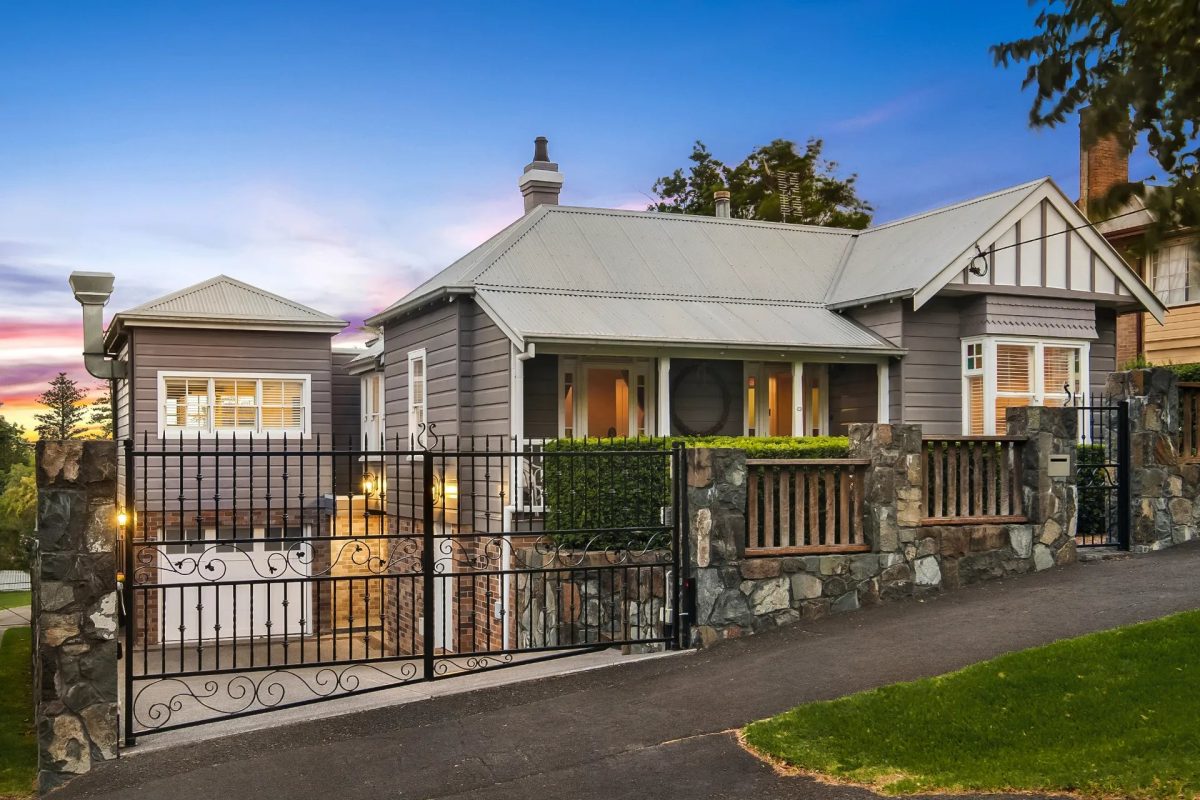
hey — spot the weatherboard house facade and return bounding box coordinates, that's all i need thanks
[365,142,1166,452]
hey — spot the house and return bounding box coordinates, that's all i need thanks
[104,275,349,644]
[365,140,1166,445]
[1079,119,1200,366]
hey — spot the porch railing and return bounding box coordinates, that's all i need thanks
[922,436,1025,524]
[745,459,870,556]
[1179,383,1200,463]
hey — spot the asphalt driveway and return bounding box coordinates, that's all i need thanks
[56,543,1200,800]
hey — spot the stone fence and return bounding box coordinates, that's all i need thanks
[32,441,120,793]
[687,409,1078,645]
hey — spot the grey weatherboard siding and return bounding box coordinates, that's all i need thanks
[122,326,335,510]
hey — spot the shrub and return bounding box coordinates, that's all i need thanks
[540,436,851,547]
[1167,362,1200,383]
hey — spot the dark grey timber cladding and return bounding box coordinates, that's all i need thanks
[383,298,460,444]
[900,297,962,435]
[523,354,558,438]
[1092,307,1117,397]
[669,359,743,436]
[331,349,362,492]
[959,294,1099,339]
[462,301,511,439]
[828,363,878,434]
[845,303,901,422]
[126,327,336,509]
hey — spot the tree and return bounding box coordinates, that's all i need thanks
[89,387,114,439]
[34,372,88,440]
[649,138,873,229]
[0,411,29,479]
[992,1,1200,246]
[0,459,35,570]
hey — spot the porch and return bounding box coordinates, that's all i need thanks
[514,352,892,440]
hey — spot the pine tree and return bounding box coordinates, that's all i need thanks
[89,387,114,439]
[34,372,88,440]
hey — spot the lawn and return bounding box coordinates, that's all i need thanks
[0,592,30,611]
[0,627,36,799]
[743,610,1200,799]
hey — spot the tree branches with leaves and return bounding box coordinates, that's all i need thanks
[35,372,88,440]
[992,0,1200,245]
[89,387,114,439]
[649,138,872,229]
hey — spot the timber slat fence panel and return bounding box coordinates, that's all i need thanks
[922,436,1025,524]
[746,459,870,556]
[1181,383,1200,463]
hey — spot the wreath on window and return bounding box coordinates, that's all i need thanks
[670,362,734,436]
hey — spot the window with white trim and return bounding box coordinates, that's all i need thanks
[1149,241,1199,306]
[161,374,309,436]
[361,371,385,448]
[961,338,1088,435]
[407,349,427,445]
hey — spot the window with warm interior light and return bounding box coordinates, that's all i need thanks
[160,374,309,436]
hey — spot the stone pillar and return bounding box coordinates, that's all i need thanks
[1106,367,1195,550]
[685,448,753,646]
[34,440,120,792]
[1005,407,1078,568]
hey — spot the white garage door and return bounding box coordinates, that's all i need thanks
[160,527,312,643]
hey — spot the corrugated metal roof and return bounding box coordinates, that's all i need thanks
[119,275,347,327]
[825,180,1045,306]
[476,287,898,352]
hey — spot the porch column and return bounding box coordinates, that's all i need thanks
[657,356,671,436]
[792,361,804,436]
[877,360,890,424]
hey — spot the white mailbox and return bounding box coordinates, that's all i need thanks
[1047,454,1071,478]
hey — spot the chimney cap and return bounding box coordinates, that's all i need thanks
[533,136,550,163]
[713,190,731,200]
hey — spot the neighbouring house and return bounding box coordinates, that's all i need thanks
[365,139,1166,446]
[1080,117,1200,366]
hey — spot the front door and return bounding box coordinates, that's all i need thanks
[559,359,652,438]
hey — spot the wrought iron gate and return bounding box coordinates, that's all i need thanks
[1074,400,1131,549]
[120,432,686,743]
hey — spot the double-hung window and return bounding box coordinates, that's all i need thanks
[961,338,1088,435]
[160,374,309,436]
[361,372,385,449]
[1149,241,1199,306]
[407,349,427,445]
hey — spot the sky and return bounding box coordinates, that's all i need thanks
[0,1,1159,435]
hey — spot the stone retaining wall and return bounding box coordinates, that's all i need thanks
[687,411,1078,646]
[33,441,120,793]
[1106,368,1199,551]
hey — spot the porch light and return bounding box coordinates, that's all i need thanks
[443,480,458,500]
[117,511,128,527]
[361,474,376,496]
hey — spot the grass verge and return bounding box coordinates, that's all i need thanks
[0,592,30,611]
[743,610,1200,799]
[0,627,36,799]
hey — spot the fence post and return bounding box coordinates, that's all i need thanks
[33,440,120,793]
[422,453,435,680]
[1005,407,1077,568]
[685,448,748,646]
[1117,400,1132,551]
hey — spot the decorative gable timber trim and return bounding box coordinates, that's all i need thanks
[911,180,1166,324]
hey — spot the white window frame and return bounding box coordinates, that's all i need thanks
[407,349,428,446]
[1149,241,1197,307]
[556,357,655,438]
[960,336,1090,435]
[157,371,311,438]
[360,370,386,452]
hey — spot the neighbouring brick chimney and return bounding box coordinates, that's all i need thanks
[1079,106,1129,217]
[518,136,564,213]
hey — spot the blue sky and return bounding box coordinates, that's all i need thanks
[0,1,1156,428]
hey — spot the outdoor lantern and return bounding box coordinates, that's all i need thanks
[361,473,376,496]
[117,511,128,527]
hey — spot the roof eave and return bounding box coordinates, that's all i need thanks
[364,287,475,327]
[826,290,914,311]
[523,333,905,357]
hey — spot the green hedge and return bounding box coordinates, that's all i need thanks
[1168,363,1200,382]
[540,436,850,547]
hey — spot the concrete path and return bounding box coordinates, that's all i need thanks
[0,605,31,637]
[55,543,1200,800]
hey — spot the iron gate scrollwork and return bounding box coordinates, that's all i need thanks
[1072,397,1131,550]
[120,431,686,742]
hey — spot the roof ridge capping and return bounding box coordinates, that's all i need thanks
[119,274,347,326]
[536,204,860,235]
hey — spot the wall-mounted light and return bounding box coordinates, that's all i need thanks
[117,511,128,527]
[443,480,458,501]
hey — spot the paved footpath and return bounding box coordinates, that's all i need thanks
[57,543,1200,800]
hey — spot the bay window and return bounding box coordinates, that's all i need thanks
[160,373,310,436]
[961,338,1088,435]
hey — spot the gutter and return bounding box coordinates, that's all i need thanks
[364,287,475,328]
